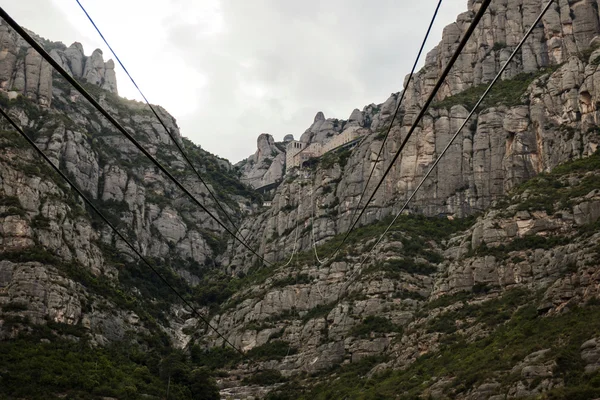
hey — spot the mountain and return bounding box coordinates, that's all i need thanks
[1,1,600,399]
[235,133,286,190]
[229,0,600,267]
[0,19,259,398]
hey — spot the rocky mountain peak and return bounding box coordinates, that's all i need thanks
[236,133,286,189]
[52,43,118,94]
[257,133,275,150]
[3,2,600,399]
[348,108,364,126]
[69,41,84,52]
[0,20,119,109]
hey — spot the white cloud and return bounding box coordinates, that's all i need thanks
[5,0,468,162]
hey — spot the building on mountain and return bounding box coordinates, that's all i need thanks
[285,128,363,171]
[285,140,307,170]
[291,142,322,169]
[321,127,361,153]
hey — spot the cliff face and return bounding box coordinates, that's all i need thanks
[228,0,600,269]
[0,24,256,351]
[2,1,600,399]
[210,153,600,398]
[236,133,285,189]
[0,21,118,109]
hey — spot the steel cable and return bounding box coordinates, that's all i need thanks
[0,7,271,267]
[0,105,245,357]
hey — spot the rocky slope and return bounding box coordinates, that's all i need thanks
[228,0,600,269]
[211,145,600,400]
[0,19,260,399]
[236,133,286,189]
[1,1,600,399]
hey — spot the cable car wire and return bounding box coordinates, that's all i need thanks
[0,105,245,357]
[0,7,272,267]
[74,0,246,241]
[328,0,493,259]
[342,0,444,254]
[341,0,555,291]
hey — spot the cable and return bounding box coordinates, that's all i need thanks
[309,0,444,265]
[0,105,245,357]
[310,185,327,265]
[341,0,556,292]
[329,0,493,258]
[279,183,301,268]
[0,7,271,267]
[341,0,444,256]
[74,0,246,242]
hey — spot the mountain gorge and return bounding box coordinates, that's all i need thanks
[1,0,600,399]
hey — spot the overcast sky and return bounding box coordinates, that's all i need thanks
[6,0,467,163]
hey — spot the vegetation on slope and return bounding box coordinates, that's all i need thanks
[210,213,477,313]
[431,67,559,111]
[0,82,265,398]
[0,330,219,400]
[262,149,600,398]
[505,149,600,215]
[267,294,600,399]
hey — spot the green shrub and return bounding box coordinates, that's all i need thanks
[302,302,337,323]
[30,214,51,228]
[0,334,219,400]
[281,204,297,213]
[427,313,457,334]
[0,195,21,208]
[0,248,59,264]
[272,273,312,288]
[1,302,28,312]
[243,369,287,385]
[246,341,297,361]
[393,290,426,300]
[380,258,437,277]
[469,235,568,260]
[492,42,506,51]
[350,316,401,338]
[190,345,242,369]
[432,68,558,111]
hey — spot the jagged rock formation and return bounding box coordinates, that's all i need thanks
[0,22,118,110]
[51,44,118,94]
[228,0,600,270]
[299,111,345,144]
[236,134,285,189]
[0,17,255,353]
[2,1,600,399]
[0,23,52,106]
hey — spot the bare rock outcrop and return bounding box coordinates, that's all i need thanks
[0,22,52,106]
[236,133,285,189]
[0,19,119,108]
[228,0,600,268]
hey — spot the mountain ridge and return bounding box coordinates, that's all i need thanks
[1,1,600,399]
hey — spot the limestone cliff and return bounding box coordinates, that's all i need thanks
[236,133,285,189]
[2,1,600,399]
[50,44,118,94]
[0,21,118,110]
[0,22,256,350]
[228,0,600,269]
